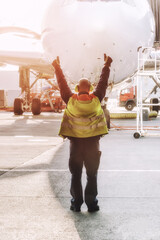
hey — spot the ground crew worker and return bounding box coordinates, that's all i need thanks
[52,55,112,212]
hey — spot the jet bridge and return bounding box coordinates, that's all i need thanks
[134,46,160,138]
[149,0,160,42]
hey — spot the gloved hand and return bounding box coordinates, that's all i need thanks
[104,54,113,67]
[52,56,60,68]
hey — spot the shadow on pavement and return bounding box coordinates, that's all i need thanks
[48,141,114,240]
[0,138,118,239]
[0,113,62,137]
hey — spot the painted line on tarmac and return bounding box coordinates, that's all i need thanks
[99,170,160,172]
[0,169,69,172]
[1,169,160,172]
[14,135,33,138]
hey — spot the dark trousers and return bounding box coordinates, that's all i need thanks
[69,136,101,208]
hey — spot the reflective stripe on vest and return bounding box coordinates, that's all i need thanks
[59,94,108,138]
[61,121,106,130]
[63,113,105,123]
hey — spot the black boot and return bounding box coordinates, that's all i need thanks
[70,205,81,212]
[70,199,82,212]
[88,204,100,213]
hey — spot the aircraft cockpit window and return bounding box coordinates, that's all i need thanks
[63,0,121,4]
[122,0,136,7]
[63,0,75,4]
[77,0,121,2]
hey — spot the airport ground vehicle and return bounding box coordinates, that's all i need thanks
[119,85,160,112]
[119,86,137,111]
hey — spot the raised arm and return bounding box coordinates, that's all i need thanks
[93,55,112,102]
[52,58,73,104]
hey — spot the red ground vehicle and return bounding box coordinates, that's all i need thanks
[119,86,137,111]
[29,88,66,114]
[40,89,66,113]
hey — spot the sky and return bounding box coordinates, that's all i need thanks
[0,0,52,53]
[0,0,52,32]
[0,0,52,70]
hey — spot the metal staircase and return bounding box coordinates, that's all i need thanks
[134,46,160,138]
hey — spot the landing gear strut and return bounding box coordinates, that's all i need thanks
[13,67,41,116]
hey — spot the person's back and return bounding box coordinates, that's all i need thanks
[52,55,112,212]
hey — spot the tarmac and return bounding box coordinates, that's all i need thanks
[0,111,160,240]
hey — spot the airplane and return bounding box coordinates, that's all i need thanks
[0,0,156,115]
[41,0,155,83]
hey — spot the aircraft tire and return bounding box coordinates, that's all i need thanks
[32,98,41,115]
[125,101,134,111]
[14,98,23,115]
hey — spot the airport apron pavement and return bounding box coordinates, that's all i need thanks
[0,112,160,240]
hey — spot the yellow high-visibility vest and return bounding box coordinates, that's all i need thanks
[59,94,108,138]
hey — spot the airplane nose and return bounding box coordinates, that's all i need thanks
[42,0,155,84]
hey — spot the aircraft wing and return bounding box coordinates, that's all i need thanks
[0,50,54,77]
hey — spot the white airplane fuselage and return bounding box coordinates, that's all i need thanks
[41,0,155,84]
